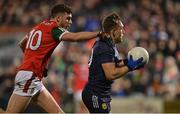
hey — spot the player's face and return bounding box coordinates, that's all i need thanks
[113,20,125,43]
[58,13,72,29]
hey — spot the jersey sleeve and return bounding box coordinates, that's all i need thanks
[99,50,114,63]
[95,42,115,64]
[51,27,69,41]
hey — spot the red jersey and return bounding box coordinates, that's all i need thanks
[19,20,66,79]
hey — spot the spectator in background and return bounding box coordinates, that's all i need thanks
[162,56,179,99]
[67,51,89,113]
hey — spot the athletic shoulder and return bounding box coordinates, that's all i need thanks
[51,27,69,41]
[93,39,114,55]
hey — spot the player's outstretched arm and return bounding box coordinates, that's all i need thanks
[61,31,101,42]
[18,36,28,53]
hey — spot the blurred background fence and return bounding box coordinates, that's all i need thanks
[0,0,179,113]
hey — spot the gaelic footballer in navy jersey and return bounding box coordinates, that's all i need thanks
[82,12,145,113]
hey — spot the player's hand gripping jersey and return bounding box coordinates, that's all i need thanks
[19,20,68,79]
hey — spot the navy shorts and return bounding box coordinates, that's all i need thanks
[82,88,111,113]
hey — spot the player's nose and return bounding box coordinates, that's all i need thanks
[122,28,125,34]
[121,29,126,36]
[69,20,72,25]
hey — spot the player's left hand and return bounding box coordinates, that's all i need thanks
[127,55,145,71]
[134,61,145,70]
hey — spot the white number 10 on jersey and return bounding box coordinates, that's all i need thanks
[26,29,42,50]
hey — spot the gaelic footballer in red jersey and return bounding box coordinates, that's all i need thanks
[6,4,102,113]
[19,20,63,80]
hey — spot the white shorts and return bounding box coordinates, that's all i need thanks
[74,90,82,101]
[13,71,45,96]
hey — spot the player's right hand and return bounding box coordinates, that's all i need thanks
[127,55,145,71]
[97,31,106,38]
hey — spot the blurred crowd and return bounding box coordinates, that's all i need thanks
[0,0,180,113]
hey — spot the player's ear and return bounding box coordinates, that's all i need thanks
[56,16,61,23]
[110,28,115,39]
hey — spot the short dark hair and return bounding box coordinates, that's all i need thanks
[51,4,72,18]
[102,12,120,32]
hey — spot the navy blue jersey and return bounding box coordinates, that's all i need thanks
[85,38,121,97]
